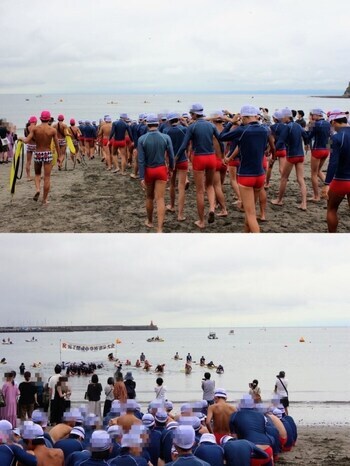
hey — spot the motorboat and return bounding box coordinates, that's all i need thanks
[208,332,218,340]
[229,329,234,335]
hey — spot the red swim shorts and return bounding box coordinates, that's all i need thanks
[216,156,226,172]
[262,155,268,171]
[311,149,330,160]
[102,138,109,147]
[237,174,265,189]
[175,161,189,171]
[329,179,350,197]
[84,138,95,148]
[228,158,240,168]
[112,139,126,148]
[276,149,287,158]
[145,165,168,184]
[287,156,304,165]
[251,446,273,466]
[125,136,132,146]
[192,153,216,171]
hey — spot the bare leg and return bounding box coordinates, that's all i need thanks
[42,162,53,204]
[228,166,241,206]
[295,162,307,210]
[167,170,176,212]
[33,162,42,200]
[239,185,261,233]
[213,171,227,216]
[271,161,294,206]
[259,187,267,221]
[278,157,287,176]
[310,156,321,201]
[120,147,127,175]
[327,191,344,232]
[154,180,167,233]
[177,169,187,221]
[145,183,155,228]
[205,168,216,218]
[318,157,327,183]
[26,152,33,180]
[193,170,205,228]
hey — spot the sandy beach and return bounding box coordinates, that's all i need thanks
[1,153,350,233]
[277,425,350,465]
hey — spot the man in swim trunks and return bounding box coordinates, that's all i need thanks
[53,114,67,170]
[20,110,60,205]
[67,119,82,166]
[98,115,112,170]
[176,103,220,229]
[138,113,175,233]
[307,109,331,201]
[22,423,64,466]
[25,116,37,180]
[206,389,236,444]
[323,110,350,232]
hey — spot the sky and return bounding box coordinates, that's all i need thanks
[0,0,349,94]
[1,234,349,328]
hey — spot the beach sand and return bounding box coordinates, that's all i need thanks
[278,425,350,465]
[1,154,350,233]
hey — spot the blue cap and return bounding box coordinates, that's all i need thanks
[168,112,180,121]
[120,113,129,119]
[311,108,324,116]
[240,105,259,117]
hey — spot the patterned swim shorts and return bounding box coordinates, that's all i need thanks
[58,138,66,147]
[34,151,53,163]
[27,144,37,152]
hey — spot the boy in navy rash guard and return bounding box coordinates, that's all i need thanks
[271,107,309,211]
[176,103,220,229]
[138,113,174,233]
[308,109,331,201]
[323,110,350,232]
[109,114,133,176]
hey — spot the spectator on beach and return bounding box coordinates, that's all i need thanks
[124,372,136,400]
[103,377,115,417]
[18,371,38,421]
[0,119,10,164]
[274,371,289,415]
[0,371,19,427]
[295,110,307,128]
[249,379,262,403]
[86,374,103,417]
[154,377,166,400]
[201,372,215,407]
[113,372,127,404]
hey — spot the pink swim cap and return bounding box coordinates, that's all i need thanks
[29,116,37,124]
[70,118,75,125]
[40,110,51,121]
[58,114,64,121]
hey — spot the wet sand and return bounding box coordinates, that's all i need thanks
[1,155,350,233]
[278,425,350,466]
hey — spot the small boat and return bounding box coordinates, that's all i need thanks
[208,332,218,340]
[147,336,164,342]
[25,337,38,342]
[229,330,234,335]
[299,337,305,343]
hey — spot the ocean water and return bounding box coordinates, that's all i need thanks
[1,93,349,133]
[1,327,349,425]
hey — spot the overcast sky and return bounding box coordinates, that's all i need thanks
[1,0,348,94]
[1,234,348,328]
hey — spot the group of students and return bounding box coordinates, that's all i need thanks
[0,381,297,466]
[19,103,350,232]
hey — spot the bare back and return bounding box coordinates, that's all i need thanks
[34,445,64,466]
[116,413,142,432]
[207,401,236,434]
[99,122,112,138]
[30,125,58,152]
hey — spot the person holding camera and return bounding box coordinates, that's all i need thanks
[248,379,262,403]
[201,372,215,408]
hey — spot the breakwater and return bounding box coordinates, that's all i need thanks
[0,324,158,333]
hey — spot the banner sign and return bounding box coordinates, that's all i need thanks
[61,341,116,352]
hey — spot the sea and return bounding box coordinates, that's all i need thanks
[0,93,349,133]
[1,326,349,426]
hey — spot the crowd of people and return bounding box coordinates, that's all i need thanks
[3,104,350,232]
[0,362,295,465]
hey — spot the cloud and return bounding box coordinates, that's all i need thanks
[0,0,348,93]
[0,234,349,328]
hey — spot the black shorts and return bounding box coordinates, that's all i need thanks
[280,396,289,408]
